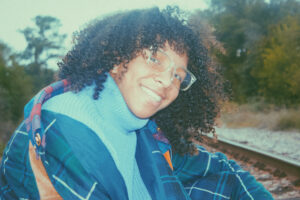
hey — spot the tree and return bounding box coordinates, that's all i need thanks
[20,16,66,68]
[0,42,33,122]
[194,0,300,105]
[0,42,11,121]
[253,15,300,105]
[197,0,269,102]
[0,42,33,143]
[19,16,66,92]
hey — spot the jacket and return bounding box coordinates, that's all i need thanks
[0,79,273,199]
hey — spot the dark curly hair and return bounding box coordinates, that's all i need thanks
[58,6,225,155]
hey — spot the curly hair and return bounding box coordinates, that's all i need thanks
[58,6,225,155]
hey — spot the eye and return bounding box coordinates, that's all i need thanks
[174,73,183,82]
[149,56,160,64]
[174,68,186,82]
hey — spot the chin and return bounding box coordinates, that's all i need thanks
[131,108,156,119]
[134,112,153,119]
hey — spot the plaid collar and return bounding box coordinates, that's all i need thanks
[24,79,71,156]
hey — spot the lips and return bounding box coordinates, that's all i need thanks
[141,86,162,103]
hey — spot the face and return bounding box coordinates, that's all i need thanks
[111,44,188,119]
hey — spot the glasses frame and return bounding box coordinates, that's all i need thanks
[145,47,197,91]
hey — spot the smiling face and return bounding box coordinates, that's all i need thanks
[111,44,188,119]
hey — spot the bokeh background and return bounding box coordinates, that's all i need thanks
[1,0,299,169]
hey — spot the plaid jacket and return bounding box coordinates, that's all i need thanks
[0,80,273,199]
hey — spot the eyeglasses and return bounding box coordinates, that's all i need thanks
[144,48,196,91]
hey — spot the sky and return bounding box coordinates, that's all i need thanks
[0,0,209,53]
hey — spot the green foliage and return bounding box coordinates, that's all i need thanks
[193,0,300,106]
[24,63,55,93]
[254,15,300,104]
[0,42,34,145]
[6,65,34,121]
[0,15,66,145]
[201,0,269,102]
[0,15,66,146]
[0,42,33,122]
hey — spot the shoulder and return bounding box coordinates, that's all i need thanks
[40,110,103,154]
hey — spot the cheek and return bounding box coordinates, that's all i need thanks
[170,89,179,102]
[161,89,179,108]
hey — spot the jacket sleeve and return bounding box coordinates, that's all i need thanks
[172,145,274,200]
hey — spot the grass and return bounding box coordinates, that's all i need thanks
[220,102,300,132]
[275,110,300,131]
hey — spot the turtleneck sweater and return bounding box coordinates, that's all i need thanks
[42,74,151,199]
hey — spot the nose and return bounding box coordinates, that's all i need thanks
[154,68,173,88]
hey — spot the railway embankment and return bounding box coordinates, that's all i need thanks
[202,127,300,199]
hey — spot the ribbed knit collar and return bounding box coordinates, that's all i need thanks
[90,74,149,133]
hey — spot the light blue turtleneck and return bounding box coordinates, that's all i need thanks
[42,74,151,199]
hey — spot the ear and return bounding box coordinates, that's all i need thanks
[110,65,119,74]
[109,64,121,80]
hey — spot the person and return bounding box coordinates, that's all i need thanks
[0,6,273,199]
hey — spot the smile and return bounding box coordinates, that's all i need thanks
[141,86,162,102]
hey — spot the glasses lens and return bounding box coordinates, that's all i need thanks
[180,69,196,91]
[146,48,196,91]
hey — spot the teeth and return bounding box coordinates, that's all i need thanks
[141,87,162,102]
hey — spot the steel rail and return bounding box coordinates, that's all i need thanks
[203,136,300,182]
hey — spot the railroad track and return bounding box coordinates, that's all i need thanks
[203,136,300,183]
[202,135,300,199]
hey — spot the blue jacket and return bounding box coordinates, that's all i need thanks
[0,80,273,199]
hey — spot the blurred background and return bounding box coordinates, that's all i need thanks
[0,0,300,198]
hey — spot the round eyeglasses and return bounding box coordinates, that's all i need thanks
[144,48,196,91]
